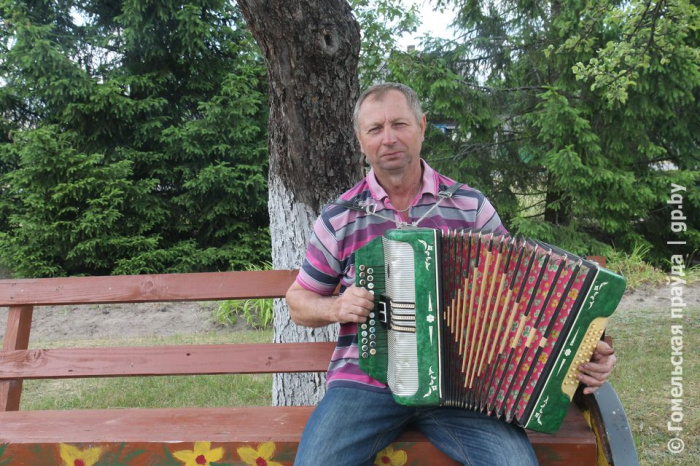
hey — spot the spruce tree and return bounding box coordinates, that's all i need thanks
[0,0,270,277]
[385,0,699,263]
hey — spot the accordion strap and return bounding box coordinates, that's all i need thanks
[333,182,463,228]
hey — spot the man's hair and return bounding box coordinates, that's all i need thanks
[353,82,424,132]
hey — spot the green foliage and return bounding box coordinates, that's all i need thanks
[0,0,271,277]
[212,263,274,329]
[350,0,420,88]
[379,0,700,267]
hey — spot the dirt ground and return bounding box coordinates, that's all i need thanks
[1,279,698,344]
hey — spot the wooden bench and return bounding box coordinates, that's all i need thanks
[0,269,628,465]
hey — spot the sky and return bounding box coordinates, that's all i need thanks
[398,0,458,50]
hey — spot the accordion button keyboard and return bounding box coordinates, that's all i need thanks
[561,316,610,398]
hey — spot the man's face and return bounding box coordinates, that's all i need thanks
[355,90,426,175]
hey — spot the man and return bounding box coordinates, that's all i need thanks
[286,82,616,465]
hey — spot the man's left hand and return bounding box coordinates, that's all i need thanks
[578,340,616,395]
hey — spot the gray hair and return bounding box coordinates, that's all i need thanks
[353,82,424,132]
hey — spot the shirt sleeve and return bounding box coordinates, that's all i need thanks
[295,212,343,296]
[475,195,509,236]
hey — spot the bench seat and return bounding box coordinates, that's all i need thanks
[0,405,596,465]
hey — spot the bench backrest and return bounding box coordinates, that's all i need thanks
[0,270,335,411]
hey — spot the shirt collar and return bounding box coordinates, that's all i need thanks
[366,159,441,202]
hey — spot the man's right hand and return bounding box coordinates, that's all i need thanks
[286,282,375,328]
[332,284,375,324]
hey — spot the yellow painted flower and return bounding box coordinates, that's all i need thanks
[173,441,224,466]
[237,442,283,466]
[374,445,407,466]
[59,444,102,466]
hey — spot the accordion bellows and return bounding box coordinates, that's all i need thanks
[355,228,626,434]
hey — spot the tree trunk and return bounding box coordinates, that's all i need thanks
[236,0,363,406]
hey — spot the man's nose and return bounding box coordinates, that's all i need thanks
[381,127,397,145]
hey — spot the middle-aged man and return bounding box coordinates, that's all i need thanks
[286,82,616,465]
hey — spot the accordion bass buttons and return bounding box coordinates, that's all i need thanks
[561,316,610,398]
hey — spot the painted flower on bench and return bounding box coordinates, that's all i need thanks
[59,444,102,466]
[237,442,283,466]
[373,445,407,466]
[173,441,224,466]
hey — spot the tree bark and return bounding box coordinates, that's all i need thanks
[236,0,363,406]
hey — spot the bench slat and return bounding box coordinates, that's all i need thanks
[0,270,297,306]
[0,405,595,465]
[0,342,336,379]
[0,305,34,411]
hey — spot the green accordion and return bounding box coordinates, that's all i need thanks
[355,228,626,434]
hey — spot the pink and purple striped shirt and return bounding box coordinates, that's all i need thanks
[296,160,506,391]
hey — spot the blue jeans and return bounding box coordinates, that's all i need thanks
[295,387,538,466]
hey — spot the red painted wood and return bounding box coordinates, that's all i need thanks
[586,255,607,267]
[0,405,595,465]
[0,342,336,379]
[0,270,298,306]
[0,305,33,411]
[0,441,457,466]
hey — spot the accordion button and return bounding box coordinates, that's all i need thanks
[361,331,368,337]
[370,312,375,318]
[367,275,374,282]
[370,349,377,355]
[360,323,368,330]
[362,338,368,344]
[368,283,375,289]
[359,279,366,286]
[369,334,376,341]
[369,327,376,334]
[369,320,375,326]
[362,352,369,358]
[361,345,368,351]
[369,341,376,348]
[359,265,366,272]
[367,268,374,274]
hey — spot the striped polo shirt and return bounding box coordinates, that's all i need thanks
[296,160,507,391]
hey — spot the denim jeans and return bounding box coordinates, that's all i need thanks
[294,387,538,466]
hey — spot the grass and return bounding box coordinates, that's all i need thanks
[605,296,699,465]
[211,262,275,329]
[212,297,275,329]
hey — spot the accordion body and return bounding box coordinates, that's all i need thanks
[355,228,626,434]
